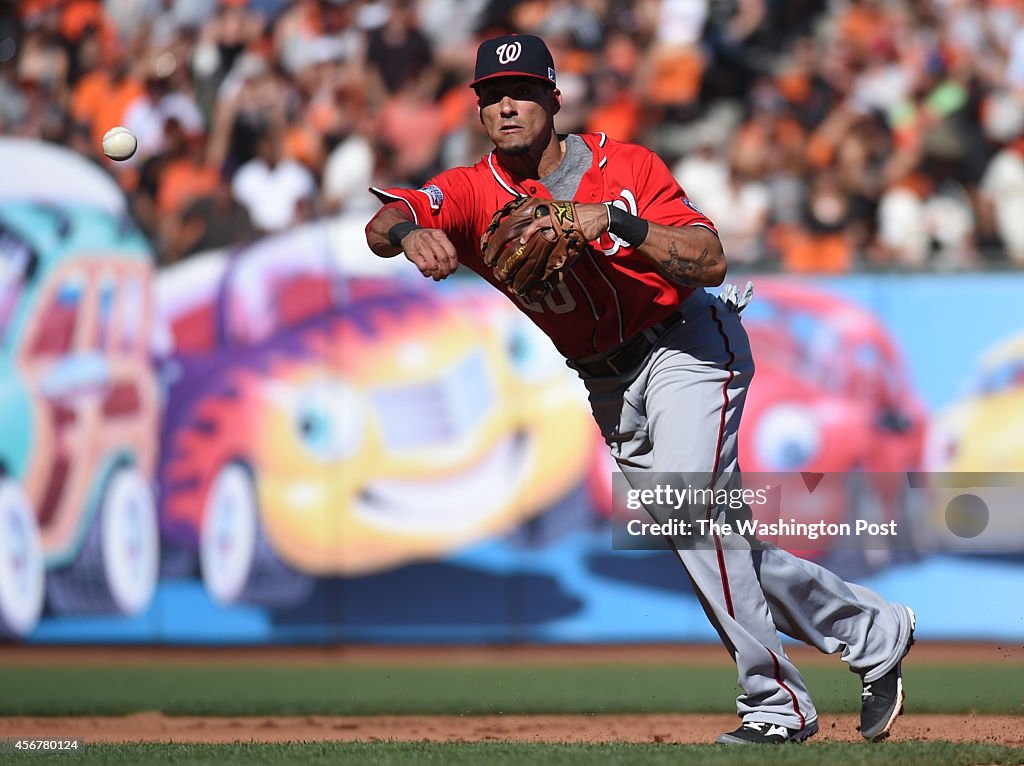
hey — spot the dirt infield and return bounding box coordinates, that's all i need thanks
[1,643,1021,746]
[3,641,1023,666]
[1,712,1021,745]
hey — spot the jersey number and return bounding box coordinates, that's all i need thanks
[513,280,577,314]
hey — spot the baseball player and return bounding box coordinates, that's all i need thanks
[364,34,916,745]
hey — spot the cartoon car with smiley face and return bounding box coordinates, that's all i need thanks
[923,330,1024,554]
[739,281,924,474]
[155,225,594,606]
[0,139,160,638]
[584,280,925,576]
[737,280,925,571]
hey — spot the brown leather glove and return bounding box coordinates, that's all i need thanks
[480,197,588,300]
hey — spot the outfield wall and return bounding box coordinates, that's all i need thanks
[1,150,1021,643]
[18,226,1024,644]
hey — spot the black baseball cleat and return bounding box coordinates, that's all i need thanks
[715,720,819,745]
[860,606,917,742]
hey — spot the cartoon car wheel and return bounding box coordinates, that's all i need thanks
[199,462,312,607]
[47,465,159,615]
[0,479,45,637]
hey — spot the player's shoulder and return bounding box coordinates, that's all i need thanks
[413,164,484,210]
[580,133,659,163]
[429,160,504,199]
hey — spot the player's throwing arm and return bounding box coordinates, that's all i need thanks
[366,204,459,281]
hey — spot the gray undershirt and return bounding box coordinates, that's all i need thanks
[539,134,592,199]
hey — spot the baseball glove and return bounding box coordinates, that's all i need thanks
[480,197,588,300]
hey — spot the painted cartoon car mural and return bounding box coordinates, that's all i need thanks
[924,330,1024,553]
[740,281,924,475]
[155,225,595,606]
[0,139,160,638]
[738,281,926,571]
[587,280,926,575]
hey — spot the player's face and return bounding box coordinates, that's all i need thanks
[477,77,560,156]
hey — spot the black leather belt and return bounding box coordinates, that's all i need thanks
[569,313,682,377]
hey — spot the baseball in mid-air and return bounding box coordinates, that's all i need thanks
[101,126,138,161]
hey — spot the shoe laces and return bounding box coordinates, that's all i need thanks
[862,684,873,699]
[743,722,767,732]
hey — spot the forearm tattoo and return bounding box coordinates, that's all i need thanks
[661,242,712,285]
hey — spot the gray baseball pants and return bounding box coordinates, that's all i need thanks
[575,288,915,729]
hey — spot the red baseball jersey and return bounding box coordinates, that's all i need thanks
[371,132,718,359]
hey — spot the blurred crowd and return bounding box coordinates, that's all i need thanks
[4,0,1024,272]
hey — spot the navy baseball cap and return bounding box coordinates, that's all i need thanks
[470,34,556,89]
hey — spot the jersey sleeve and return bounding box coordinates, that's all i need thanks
[636,149,719,235]
[370,168,477,234]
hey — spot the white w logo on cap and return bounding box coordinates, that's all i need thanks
[496,41,522,64]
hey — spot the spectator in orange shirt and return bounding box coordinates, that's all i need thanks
[78,60,144,148]
[158,133,220,218]
[586,32,642,142]
[836,0,895,63]
[377,72,444,186]
[148,122,220,258]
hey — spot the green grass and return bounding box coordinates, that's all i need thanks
[2,742,1024,766]
[0,663,1020,716]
